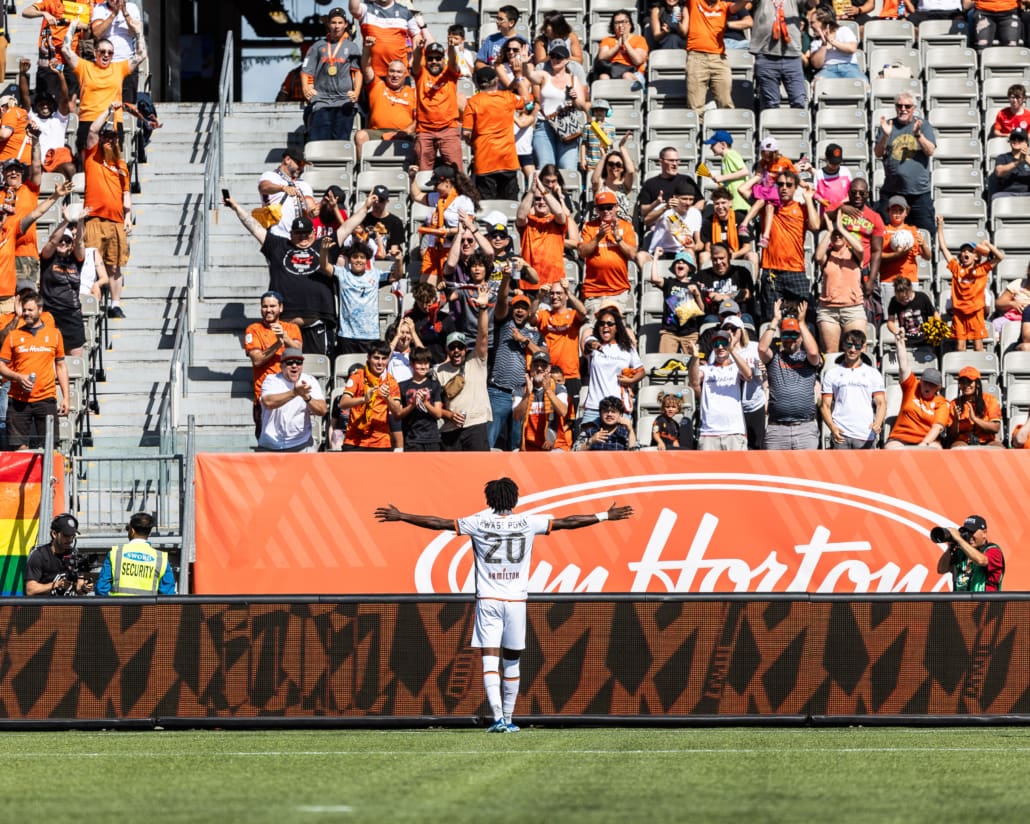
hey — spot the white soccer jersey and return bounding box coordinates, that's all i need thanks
[456,512,553,601]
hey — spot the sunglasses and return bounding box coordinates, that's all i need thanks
[97,50,114,57]
[776,181,795,188]
[447,343,467,351]
[843,342,861,350]
[597,204,616,211]
[711,339,729,348]
[532,197,547,203]
[606,162,624,168]
[426,55,444,62]
[780,332,800,340]
[283,360,304,366]
[895,103,914,110]
[597,320,617,327]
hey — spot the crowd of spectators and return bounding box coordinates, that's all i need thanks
[234,1,1030,453]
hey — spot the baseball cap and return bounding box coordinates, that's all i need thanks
[547,39,571,59]
[510,294,531,308]
[2,159,25,174]
[591,98,610,112]
[595,190,618,206]
[372,184,390,201]
[958,366,981,381]
[59,230,74,243]
[704,129,733,146]
[760,136,779,153]
[426,164,456,187]
[0,95,18,108]
[887,195,909,210]
[958,242,978,253]
[51,513,79,536]
[672,249,695,268]
[963,514,987,533]
[290,216,314,235]
[780,317,802,333]
[474,66,497,88]
[718,298,740,315]
[920,368,943,386]
[721,315,744,330]
[824,143,843,163]
[326,6,347,20]
[486,222,509,237]
[446,331,467,348]
[1010,127,1028,142]
[280,347,304,363]
[424,42,446,57]
[531,350,550,364]
[282,147,305,165]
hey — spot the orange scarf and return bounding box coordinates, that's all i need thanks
[355,366,383,431]
[711,211,739,251]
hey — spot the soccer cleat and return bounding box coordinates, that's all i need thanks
[486,719,509,733]
[504,722,520,732]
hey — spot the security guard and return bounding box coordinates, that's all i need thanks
[95,512,176,596]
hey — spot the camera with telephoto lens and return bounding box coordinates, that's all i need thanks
[929,525,973,545]
[50,549,95,597]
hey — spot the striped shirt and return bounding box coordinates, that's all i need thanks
[489,319,539,391]
[354,1,420,78]
[766,349,820,423]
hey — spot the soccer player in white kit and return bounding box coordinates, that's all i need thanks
[375,477,633,732]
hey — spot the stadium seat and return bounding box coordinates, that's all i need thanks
[333,353,367,392]
[635,413,658,448]
[863,18,915,50]
[812,77,868,110]
[917,18,969,62]
[303,140,354,167]
[985,136,1011,166]
[941,351,999,388]
[982,77,1017,110]
[931,167,985,199]
[1003,350,1030,384]
[642,351,691,387]
[730,79,756,111]
[815,108,868,143]
[303,354,332,393]
[923,46,977,83]
[758,108,812,144]
[931,138,985,170]
[591,79,644,114]
[1006,384,1030,439]
[867,46,922,81]
[646,49,685,84]
[646,108,700,146]
[993,227,1030,258]
[726,49,754,81]
[934,196,987,233]
[991,198,1030,233]
[927,108,981,142]
[355,169,409,201]
[301,167,353,198]
[640,290,664,324]
[870,77,921,110]
[359,139,416,172]
[881,346,938,386]
[999,320,1024,366]
[703,108,755,149]
[979,46,1030,81]
[926,78,978,109]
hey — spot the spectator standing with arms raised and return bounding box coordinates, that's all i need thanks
[759,300,822,450]
[689,321,752,451]
[23,0,87,100]
[412,40,463,170]
[349,0,420,79]
[884,329,948,449]
[461,66,524,201]
[90,0,143,106]
[302,7,362,142]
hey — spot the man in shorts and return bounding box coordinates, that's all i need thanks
[375,477,633,731]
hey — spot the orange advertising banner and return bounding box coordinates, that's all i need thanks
[194,451,1030,595]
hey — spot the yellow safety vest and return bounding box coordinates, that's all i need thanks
[108,541,168,596]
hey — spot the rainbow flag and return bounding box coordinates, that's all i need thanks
[0,453,62,596]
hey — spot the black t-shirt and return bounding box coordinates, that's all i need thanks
[994,152,1030,195]
[398,376,443,445]
[24,542,66,588]
[697,264,755,315]
[653,413,695,449]
[40,253,84,318]
[405,306,456,364]
[361,211,406,253]
[699,208,753,250]
[638,173,702,209]
[660,276,704,335]
[261,233,337,322]
[888,291,936,345]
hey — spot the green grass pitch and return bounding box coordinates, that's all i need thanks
[1,726,1029,823]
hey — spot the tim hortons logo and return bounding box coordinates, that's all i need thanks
[413,474,956,594]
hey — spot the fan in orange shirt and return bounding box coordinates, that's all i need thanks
[946,366,1003,448]
[354,55,415,163]
[578,191,638,320]
[879,196,930,296]
[884,328,948,449]
[461,66,524,201]
[0,96,30,163]
[593,11,649,89]
[517,176,577,289]
[244,290,303,436]
[0,180,70,307]
[937,216,1004,353]
[412,41,462,170]
[4,155,42,290]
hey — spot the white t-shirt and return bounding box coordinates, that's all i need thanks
[649,207,702,255]
[822,361,885,440]
[258,371,325,450]
[698,361,747,436]
[259,171,316,238]
[739,340,766,413]
[811,27,858,66]
[78,249,102,294]
[28,111,70,159]
[421,192,475,251]
[584,343,643,413]
[90,2,142,62]
[388,350,412,383]
[456,511,553,600]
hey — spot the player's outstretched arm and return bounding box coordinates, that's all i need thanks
[551,502,634,532]
[374,504,454,531]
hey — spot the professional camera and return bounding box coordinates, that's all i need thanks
[50,549,95,597]
[929,525,973,544]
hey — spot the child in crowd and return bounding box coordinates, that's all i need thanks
[581,98,616,172]
[886,276,938,349]
[813,143,852,213]
[879,195,930,307]
[937,217,1004,352]
[448,25,477,78]
[648,190,702,258]
[389,347,444,451]
[574,395,637,450]
[338,342,401,450]
[702,130,749,213]
[991,83,1029,138]
[740,136,796,248]
[652,391,694,450]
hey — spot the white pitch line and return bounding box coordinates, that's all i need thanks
[298,806,353,814]
[7,746,1030,757]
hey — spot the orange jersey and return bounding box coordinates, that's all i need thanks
[355,1,420,79]
[75,59,132,124]
[948,258,992,314]
[34,0,87,67]
[687,0,731,54]
[880,223,920,283]
[244,320,303,402]
[343,368,400,449]
[890,372,949,445]
[975,0,1018,11]
[12,183,40,259]
[0,321,65,403]
[948,392,1002,446]
[367,76,416,131]
[598,34,649,70]
[415,65,460,132]
[580,218,637,298]
[520,214,568,287]
[0,107,30,163]
[763,200,808,272]
[0,218,19,296]
[461,89,522,174]
[535,306,583,379]
[83,142,129,222]
[520,383,573,451]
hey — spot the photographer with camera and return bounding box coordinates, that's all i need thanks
[24,513,91,596]
[933,515,1005,592]
[95,512,175,596]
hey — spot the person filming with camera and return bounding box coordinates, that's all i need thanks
[934,515,1005,592]
[24,513,91,596]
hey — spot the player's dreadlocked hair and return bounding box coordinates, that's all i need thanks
[485,477,519,514]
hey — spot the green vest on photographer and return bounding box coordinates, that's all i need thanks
[107,542,169,596]
[951,543,1003,592]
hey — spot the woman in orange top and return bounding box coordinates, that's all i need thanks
[946,366,1003,448]
[592,11,649,89]
[884,328,948,449]
[533,279,586,416]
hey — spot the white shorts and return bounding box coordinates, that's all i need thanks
[471,599,527,650]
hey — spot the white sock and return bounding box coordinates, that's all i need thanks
[502,657,520,724]
[482,654,502,721]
